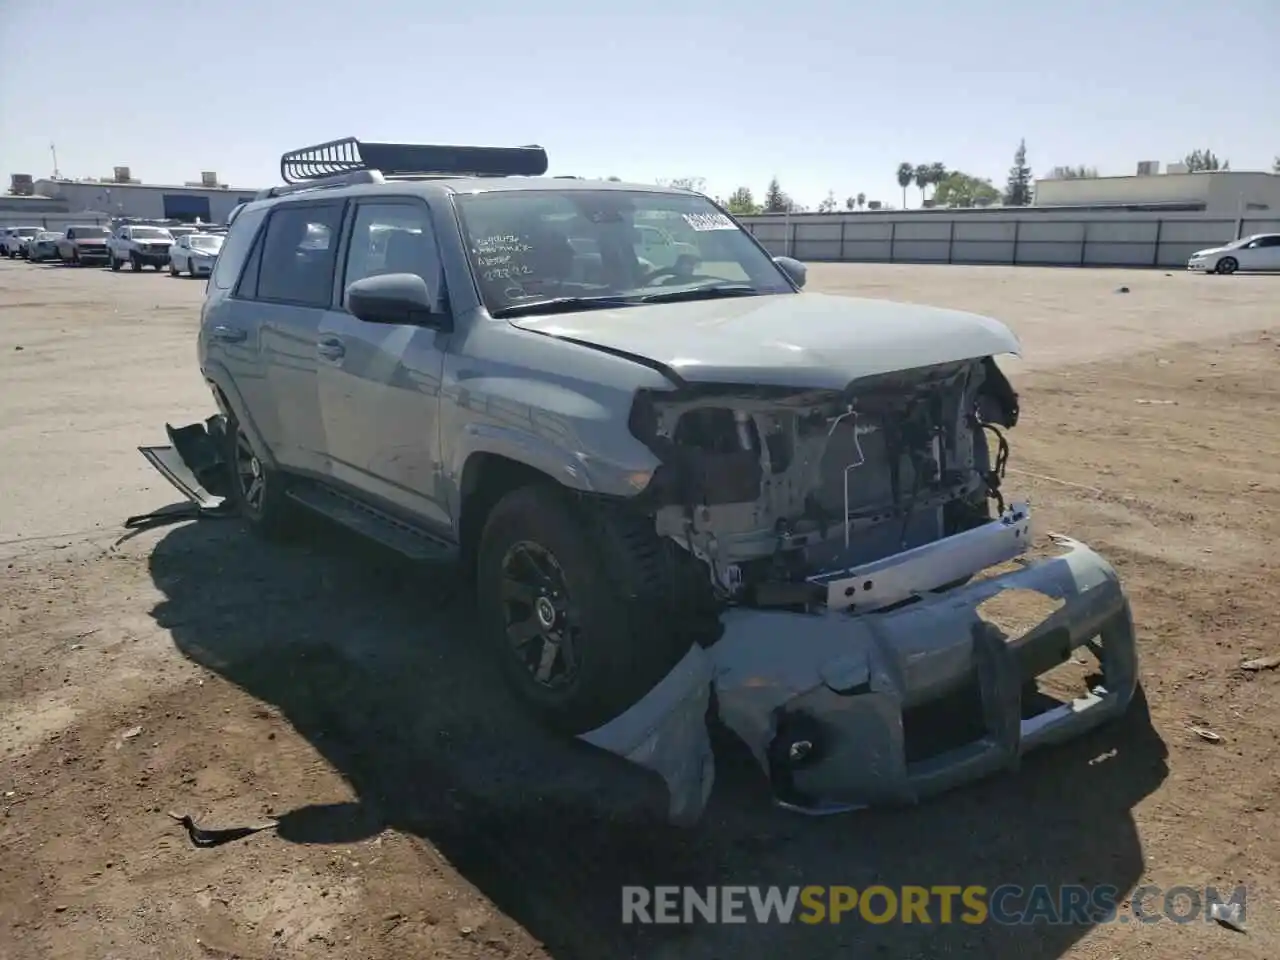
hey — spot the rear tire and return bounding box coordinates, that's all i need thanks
[169,260,179,276]
[111,255,122,271]
[475,484,699,734]
[223,412,298,540]
[1216,256,1238,275]
[130,254,142,272]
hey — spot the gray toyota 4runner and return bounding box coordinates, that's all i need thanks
[144,138,1138,825]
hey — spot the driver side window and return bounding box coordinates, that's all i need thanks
[341,200,445,313]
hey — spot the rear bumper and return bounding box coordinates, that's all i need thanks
[584,507,1138,824]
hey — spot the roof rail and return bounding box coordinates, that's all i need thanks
[278,136,549,184]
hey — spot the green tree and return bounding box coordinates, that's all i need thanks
[933,171,1001,208]
[896,162,914,208]
[845,196,856,211]
[763,176,790,213]
[857,191,866,209]
[1274,156,1280,173]
[1004,139,1033,206]
[1183,149,1227,172]
[928,162,947,195]
[1048,165,1098,179]
[725,186,759,215]
[606,175,622,182]
[818,190,838,213]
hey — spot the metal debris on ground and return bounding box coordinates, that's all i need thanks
[1189,726,1223,743]
[1240,654,1280,672]
[167,811,278,848]
[1210,900,1247,933]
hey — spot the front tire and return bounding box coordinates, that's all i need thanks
[169,260,179,276]
[110,255,122,271]
[130,254,142,272]
[475,485,696,734]
[224,413,297,540]
[1216,256,1238,275]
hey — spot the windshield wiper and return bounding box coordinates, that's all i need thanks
[490,295,638,319]
[639,283,758,304]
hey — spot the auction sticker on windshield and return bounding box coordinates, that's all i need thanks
[683,213,736,231]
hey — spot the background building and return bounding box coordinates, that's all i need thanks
[1034,164,1280,215]
[2,168,262,228]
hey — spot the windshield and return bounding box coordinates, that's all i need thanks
[453,189,795,316]
[131,227,172,240]
[17,228,38,237]
[76,227,109,238]
[190,235,223,252]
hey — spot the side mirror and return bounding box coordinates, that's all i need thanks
[774,255,807,289]
[346,273,445,327]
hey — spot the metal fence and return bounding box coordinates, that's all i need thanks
[737,211,1280,269]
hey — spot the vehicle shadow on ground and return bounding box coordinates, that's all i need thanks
[147,514,1168,960]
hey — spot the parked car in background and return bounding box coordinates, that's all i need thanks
[1187,233,1280,274]
[56,225,112,265]
[26,231,63,263]
[2,226,41,258]
[169,232,223,277]
[108,224,175,271]
[168,225,199,239]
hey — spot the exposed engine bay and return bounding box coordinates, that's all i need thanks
[630,356,1021,609]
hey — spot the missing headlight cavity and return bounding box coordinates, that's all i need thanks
[628,357,1020,604]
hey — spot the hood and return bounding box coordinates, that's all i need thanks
[509,292,1021,389]
[1193,246,1229,257]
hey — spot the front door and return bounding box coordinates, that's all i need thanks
[316,198,452,531]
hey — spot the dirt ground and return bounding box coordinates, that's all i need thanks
[1,259,1277,960]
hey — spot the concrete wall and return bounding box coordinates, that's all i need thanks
[31,180,259,224]
[737,209,1280,269]
[1033,172,1280,215]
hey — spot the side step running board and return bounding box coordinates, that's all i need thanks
[285,483,458,563]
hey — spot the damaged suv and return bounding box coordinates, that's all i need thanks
[145,138,1137,825]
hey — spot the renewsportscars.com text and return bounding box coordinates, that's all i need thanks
[621,884,1247,926]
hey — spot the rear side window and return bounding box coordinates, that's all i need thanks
[252,203,345,307]
[213,206,268,290]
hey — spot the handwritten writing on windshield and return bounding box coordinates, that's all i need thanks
[473,234,534,282]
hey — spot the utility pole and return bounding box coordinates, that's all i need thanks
[50,143,61,179]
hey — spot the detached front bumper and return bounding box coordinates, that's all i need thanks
[583,506,1138,824]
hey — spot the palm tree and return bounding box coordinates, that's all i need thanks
[928,162,947,196]
[914,164,932,205]
[896,163,914,208]
[856,192,866,209]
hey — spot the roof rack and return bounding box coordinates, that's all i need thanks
[279,136,549,184]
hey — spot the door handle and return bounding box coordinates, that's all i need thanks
[211,324,247,343]
[316,337,345,361]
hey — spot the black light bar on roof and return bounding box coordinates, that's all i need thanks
[278,136,549,184]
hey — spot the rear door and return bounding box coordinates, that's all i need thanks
[227,199,346,474]
[316,197,452,530]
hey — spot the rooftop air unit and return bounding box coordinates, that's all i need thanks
[1166,162,1189,174]
[201,171,218,187]
[1135,160,1159,176]
[9,173,34,196]
[113,166,132,183]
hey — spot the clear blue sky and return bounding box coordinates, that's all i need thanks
[2,0,1277,208]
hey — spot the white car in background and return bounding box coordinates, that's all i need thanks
[26,231,63,262]
[168,232,223,277]
[2,226,40,258]
[1186,233,1280,274]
